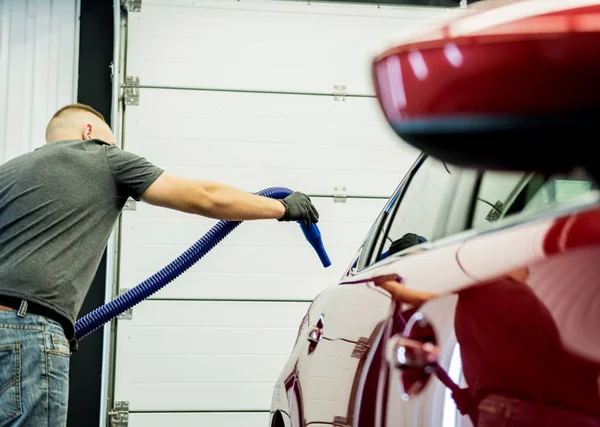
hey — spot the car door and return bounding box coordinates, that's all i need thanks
[338,158,479,427]
[271,153,430,427]
[294,154,469,426]
[379,166,600,427]
[285,160,412,427]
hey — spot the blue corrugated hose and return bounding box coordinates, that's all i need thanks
[73,187,331,341]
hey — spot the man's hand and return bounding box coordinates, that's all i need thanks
[278,192,319,226]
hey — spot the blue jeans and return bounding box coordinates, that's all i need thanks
[0,302,70,427]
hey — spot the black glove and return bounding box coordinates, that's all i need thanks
[279,192,319,225]
[389,233,420,255]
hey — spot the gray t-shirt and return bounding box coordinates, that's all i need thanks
[0,139,163,337]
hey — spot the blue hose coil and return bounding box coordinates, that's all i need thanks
[74,187,330,341]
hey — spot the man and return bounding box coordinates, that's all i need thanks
[0,104,319,426]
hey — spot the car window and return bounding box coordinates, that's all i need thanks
[364,156,456,267]
[471,168,599,228]
[355,173,408,271]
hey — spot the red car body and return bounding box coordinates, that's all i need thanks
[270,2,600,426]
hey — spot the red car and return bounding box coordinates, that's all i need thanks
[270,1,600,426]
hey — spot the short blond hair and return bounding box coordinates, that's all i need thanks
[45,103,107,141]
[50,103,105,122]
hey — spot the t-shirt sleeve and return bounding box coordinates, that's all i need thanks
[105,145,164,201]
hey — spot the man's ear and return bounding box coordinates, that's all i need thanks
[82,123,93,140]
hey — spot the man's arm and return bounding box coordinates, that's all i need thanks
[141,172,315,222]
[104,145,318,223]
[372,274,435,305]
[378,281,436,305]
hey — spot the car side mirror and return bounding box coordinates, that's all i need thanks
[371,3,600,177]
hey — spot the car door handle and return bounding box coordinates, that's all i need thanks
[385,335,439,370]
[385,311,439,399]
[307,326,323,344]
[386,334,439,399]
[307,314,325,355]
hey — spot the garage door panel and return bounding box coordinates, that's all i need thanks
[126,246,354,274]
[152,165,406,198]
[122,243,352,278]
[134,91,403,148]
[129,272,336,302]
[121,197,381,247]
[127,0,448,95]
[128,355,287,384]
[119,197,385,300]
[124,221,365,249]
[122,300,308,327]
[123,88,419,197]
[129,327,297,356]
[130,412,268,427]
[122,383,274,411]
[115,301,309,411]
[137,138,399,173]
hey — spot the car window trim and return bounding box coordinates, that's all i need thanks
[368,154,427,266]
[471,169,585,229]
[358,153,427,270]
[353,193,600,280]
[353,184,407,272]
[466,167,600,235]
[372,155,460,264]
[469,171,531,228]
[499,172,536,218]
[367,167,479,264]
[465,172,482,230]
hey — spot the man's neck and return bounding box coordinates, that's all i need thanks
[46,137,83,144]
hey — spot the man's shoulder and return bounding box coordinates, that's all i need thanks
[60,139,112,150]
[29,139,110,155]
[22,140,115,173]
[0,147,42,171]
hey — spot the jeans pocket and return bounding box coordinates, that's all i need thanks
[49,333,71,357]
[0,344,22,426]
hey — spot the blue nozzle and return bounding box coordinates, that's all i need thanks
[299,222,331,268]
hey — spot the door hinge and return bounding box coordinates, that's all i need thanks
[351,337,370,359]
[123,198,137,211]
[121,0,141,12]
[333,415,351,427]
[123,76,140,106]
[117,289,133,320]
[333,186,347,203]
[333,85,347,101]
[109,401,129,427]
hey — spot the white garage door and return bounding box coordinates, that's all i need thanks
[0,0,79,163]
[112,1,449,425]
